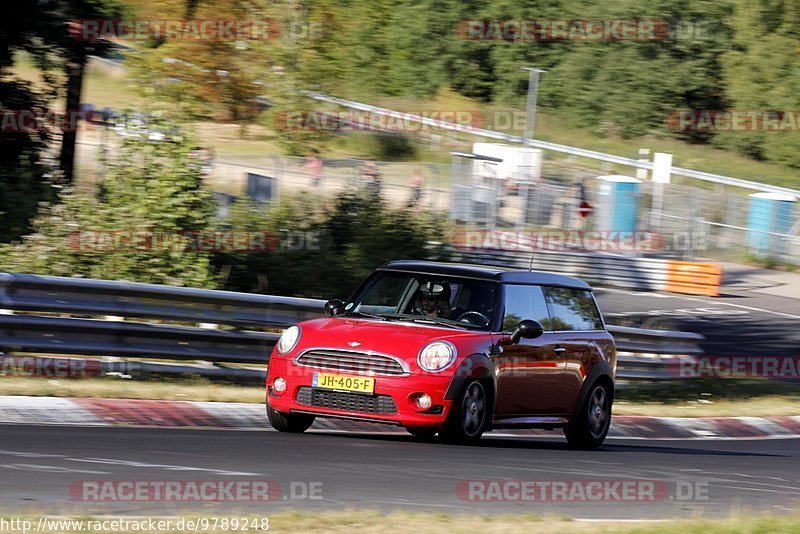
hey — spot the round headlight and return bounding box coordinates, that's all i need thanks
[276,326,301,355]
[418,342,456,372]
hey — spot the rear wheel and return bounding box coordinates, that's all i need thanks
[266,403,315,433]
[564,382,612,449]
[440,379,491,444]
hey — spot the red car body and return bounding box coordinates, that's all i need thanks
[266,261,616,447]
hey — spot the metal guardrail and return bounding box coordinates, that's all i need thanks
[452,247,722,296]
[608,325,704,356]
[0,315,277,364]
[0,272,322,327]
[0,272,703,382]
[452,248,663,291]
[0,354,266,383]
[609,325,705,382]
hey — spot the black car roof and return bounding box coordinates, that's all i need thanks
[379,260,592,290]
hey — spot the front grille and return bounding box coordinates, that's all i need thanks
[296,387,398,415]
[295,349,407,376]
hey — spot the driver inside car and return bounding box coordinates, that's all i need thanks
[412,281,453,318]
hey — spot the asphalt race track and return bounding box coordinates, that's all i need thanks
[1,425,799,519]
[594,287,800,357]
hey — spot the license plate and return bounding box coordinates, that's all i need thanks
[312,372,375,394]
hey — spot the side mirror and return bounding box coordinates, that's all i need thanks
[324,299,345,317]
[511,319,544,343]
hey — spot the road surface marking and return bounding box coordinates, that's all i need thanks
[2,463,110,474]
[599,287,800,320]
[65,457,261,476]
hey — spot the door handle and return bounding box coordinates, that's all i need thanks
[554,347,567,354]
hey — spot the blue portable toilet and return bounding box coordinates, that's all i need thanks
[747,192,796,256]
[595,175,641,233]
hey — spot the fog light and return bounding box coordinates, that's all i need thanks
[416,393,432,410]
[273,377,287,393]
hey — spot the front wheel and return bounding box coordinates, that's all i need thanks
[564,382,612,449]
[440,379,491,444]
[266,403,315,433]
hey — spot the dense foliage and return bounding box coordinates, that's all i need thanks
[121,0,799,169]
[213,192,451,298]
[0,122,218,287]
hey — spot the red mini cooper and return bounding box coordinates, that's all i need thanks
[266,261,616,448]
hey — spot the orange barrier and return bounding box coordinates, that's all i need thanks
[664,261,723,297]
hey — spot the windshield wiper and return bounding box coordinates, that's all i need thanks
[379,313,479,330]
[342,310,387,321]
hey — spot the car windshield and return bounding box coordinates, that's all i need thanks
[344,271,497,331]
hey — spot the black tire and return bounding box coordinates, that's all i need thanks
[440,379,491,444]
[266,403,315,433]
[564,382,612,449]
[406,427,438,440]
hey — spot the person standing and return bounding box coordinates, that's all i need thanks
[305,154,323,188]
[362,160,381,196]
[410,169,424,204]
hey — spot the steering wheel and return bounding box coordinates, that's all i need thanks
[455,310,491,328]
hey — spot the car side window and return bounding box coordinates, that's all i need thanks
[502,284,551,332]
[542,287,603,331]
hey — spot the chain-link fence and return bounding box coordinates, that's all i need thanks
[208,155,453,212]
[75,138,800,265]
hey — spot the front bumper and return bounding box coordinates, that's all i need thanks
[266,356,453,428]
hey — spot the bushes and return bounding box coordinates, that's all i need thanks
[213,190,450,298]
[0,124,217,287]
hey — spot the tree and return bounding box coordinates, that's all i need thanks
[0,78,53,243]
[0,0,124,244]
[127,0,281,129]
[716,0,800,167]
[39,0,125,183]
[496,0,734,141]
[0,119,217,287]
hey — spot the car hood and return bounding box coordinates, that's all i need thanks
[292,317,493,362]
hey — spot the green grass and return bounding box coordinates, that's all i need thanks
[0,376,266,403]
[11,53,146,110]
[375,90,800,189]
[614,395,800,418]
[1,512,799,533]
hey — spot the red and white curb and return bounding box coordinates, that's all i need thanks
[1,396,799,440]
